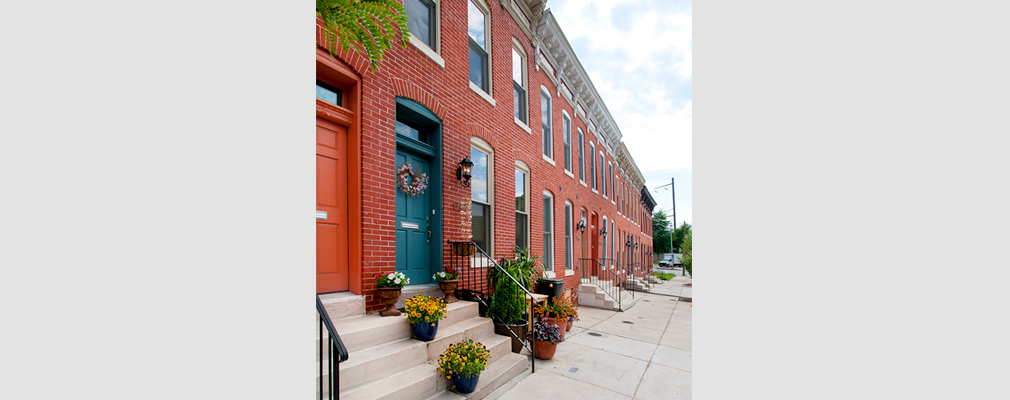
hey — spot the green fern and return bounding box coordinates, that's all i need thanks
[317,0,411,72]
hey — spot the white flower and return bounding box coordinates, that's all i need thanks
[405,278,410,284]
[394,278,401,284]
[387,273,395,280]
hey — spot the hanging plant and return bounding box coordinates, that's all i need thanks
[397,163,429,196]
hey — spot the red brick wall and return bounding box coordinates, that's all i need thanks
[317,1,655,312]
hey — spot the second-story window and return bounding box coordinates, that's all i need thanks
[512,45,527,124]
[467,0,490,93]
[590,142,596,189]
[562,112,572,172]
[578,129,585,182]
[471,139,493,254]
[541,89,552,159]
[600,152,606,197]
[405,0,437,50]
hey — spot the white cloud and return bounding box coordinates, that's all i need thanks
[550,0,693,224]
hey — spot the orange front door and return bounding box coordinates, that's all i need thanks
[317,116,350,293]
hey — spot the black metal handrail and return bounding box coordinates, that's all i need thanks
[580,257,621,310]
[448,240,536,374]
[317,295,349,400]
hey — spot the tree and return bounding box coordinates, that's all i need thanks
[680,231,692,277]
[652,209,673,254]
[671,222,691,253]
[317,0,411,71]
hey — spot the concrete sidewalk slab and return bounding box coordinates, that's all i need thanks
[565,329,659,361]
[591,319,665,344]
[491,367,631,400]
[533,341,649,397]
[487,282,692,400]
[635,363,691,400]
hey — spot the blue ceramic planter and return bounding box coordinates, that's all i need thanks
[452,373,480,394]
[412,321,438,341]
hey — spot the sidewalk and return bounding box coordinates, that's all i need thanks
[487,278,693,400]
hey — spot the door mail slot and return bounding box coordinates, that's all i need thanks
[316,211,327,220]
[401,222,420,229]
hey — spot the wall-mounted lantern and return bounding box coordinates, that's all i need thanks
[600,226,607,236]
[456,157,474,187]
[626,238,633,247]
[576,219,586,233]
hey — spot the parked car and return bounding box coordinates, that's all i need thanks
[659,254,682,268]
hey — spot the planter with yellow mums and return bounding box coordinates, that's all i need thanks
[405,295,446,341]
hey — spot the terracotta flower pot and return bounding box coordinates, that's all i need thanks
[534,339,557,360]
[438,279,459,303]
[376,287,402,317]
[566,317,574,331]
[545,317,566,342]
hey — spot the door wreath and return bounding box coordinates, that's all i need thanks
[397,163,429,196]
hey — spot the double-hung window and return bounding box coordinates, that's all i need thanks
[515,165,529,251]
[564,201,573,271]
[512,45,527,124]
[541,89,552,159]
[562,112,572,172]
[467,0,490,93]
[589,142,596,189]
[543,191,554,272]
[471,140,493,254]
[405,0,437,49]
[577,129,584,182]
[600,152,606,197]
[609,162,614,201]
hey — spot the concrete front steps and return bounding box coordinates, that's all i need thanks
[578,280,643,311]
[319,299,530,400]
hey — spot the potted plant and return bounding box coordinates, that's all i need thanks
[374,271,409,317]
[488,248,544,353]
[405,295,446,341]
[437,338,489,394]
[532,319,561,360]
[452,200,476,256]
[554,294,579,331]
[433,266,460,303]
[534,301,568,342]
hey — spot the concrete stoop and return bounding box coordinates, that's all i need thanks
[317,299,530,400]
[577,283,619,311]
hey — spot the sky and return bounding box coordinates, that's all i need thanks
[548,0,692,227]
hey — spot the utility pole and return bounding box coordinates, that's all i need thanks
[671,177,676,253]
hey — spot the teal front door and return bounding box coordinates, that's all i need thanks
[395,146,435,284]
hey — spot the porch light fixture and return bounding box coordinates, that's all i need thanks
[456,157,474,187]
[626,238,633,247]
[576,220,586,233]
[600,226,607,236]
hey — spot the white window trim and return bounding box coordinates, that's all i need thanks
[543,190,555,274]
[542,154,555,166]
[589,141,596,190]
[511,38,529,128]
[471,137,495,260]
[577,128,585,184]
[514,117,532,133]
[562,110,572,173]
[540,85,553,161]
[600,152,608,199]
[467,0,493,98]
[469,81,496,106]
[564,200,574,271]
[564,170,575,179]
[515,160,531,251]
[406,0,444,67]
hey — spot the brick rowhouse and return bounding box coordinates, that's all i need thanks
[316,0,659,313]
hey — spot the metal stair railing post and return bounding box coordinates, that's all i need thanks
[448,240,536,374]
[317,295,349,400]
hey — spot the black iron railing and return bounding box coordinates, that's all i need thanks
[624,263,654,294]
[580,257,621,309]
[448,240,536,374]
[317,295,349,400]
